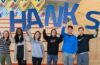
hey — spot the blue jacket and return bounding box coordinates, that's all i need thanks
[61,27,78,54]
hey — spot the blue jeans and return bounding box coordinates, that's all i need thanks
[63,52,74,65]
[47,55,58,65]
[77,52,89,65]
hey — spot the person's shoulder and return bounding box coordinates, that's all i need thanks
[84,34,90,36]
[72,34,77,37]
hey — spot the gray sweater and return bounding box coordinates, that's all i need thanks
[27,30,45,58]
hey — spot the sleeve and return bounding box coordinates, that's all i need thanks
[41,43,45,57]
[27,29,33,42]
[61,27,66,38]
[57,35,63,44]
[7,40,11,46]
[43,29,50,41]
[87,29,98,39]
[9,34,15,43]
[0,31,2,39]
[73,36,78,54]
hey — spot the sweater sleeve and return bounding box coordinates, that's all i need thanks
[61,27,66,38]
[9,34,15,43]
[40,43,45,57]
[73,36,78,54]
[87,29,98,39]
[6,40,11,46]
[43,29,50,41]
[57,35,63,44]
[27,29,33,42]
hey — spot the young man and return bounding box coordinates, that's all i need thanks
[77,27,98,65]
[61,24,78,65]
[43,28,62,65]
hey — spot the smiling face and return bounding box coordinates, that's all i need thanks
[3,30,9,39]
[51,29,57,37]
[35,32,40,40]
[67,28,73,34]
[78,27,84,35]
[34,31,41,40]
[16,28,23,35]
[67,25,73,35]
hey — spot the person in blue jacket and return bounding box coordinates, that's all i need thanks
[61,24,78,65]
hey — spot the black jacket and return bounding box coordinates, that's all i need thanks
[77,30,98,54]
[43,29,62,55]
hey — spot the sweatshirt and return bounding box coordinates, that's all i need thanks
[43,29,62,55]
[77,29,98,54]
[27,30,44,58]
[61,27,78,54]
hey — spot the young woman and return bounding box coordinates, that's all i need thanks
[27,29,44,65]
[0,30,12,65]
[10,28,28,65]
[43,28,62,65]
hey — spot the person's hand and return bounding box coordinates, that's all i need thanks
[44,26,46,29]
[72,54,77,59]
[63,24,66,27]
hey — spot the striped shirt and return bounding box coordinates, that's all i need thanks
[0,38,11,54]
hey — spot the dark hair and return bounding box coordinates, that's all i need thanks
[3,30,10,41]
[78,27,84,31]
[68,25,73,29]
[14,28,24,43]
[51,29,57,36]
[34,31,41,41]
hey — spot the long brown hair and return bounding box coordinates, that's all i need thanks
[3,30,10,41]
[34,31,41,41]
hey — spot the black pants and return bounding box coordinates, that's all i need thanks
[17,45,25,65]
[18,59,26,65]
[32,57,42,65]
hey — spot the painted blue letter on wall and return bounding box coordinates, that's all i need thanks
[10,11,26,32]
[86,11,100,29]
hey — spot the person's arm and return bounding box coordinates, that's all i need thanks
[73,36,78,54]
[26,29,33,42]
[43,29,49,41]
[87,29,98,39]
[61,24,66,38]
[41,43,45,57]
[9,33,15,43]
[57,35,63,44]
[6,40,11,46]
[0,31,2,39]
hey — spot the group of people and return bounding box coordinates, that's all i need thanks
[0,24,98,65]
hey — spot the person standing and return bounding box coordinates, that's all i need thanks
[43,27,62,65]
[26,29,45,65]
[61,24,78,65]
[0,30,12,65]
[10,28,28,65]
[77,27,98,65]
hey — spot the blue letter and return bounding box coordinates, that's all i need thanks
[63,2,79,24]
[27,9,43,29]
[10,11,26,32]
[45,5,64,27]
[86,11,100,29]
